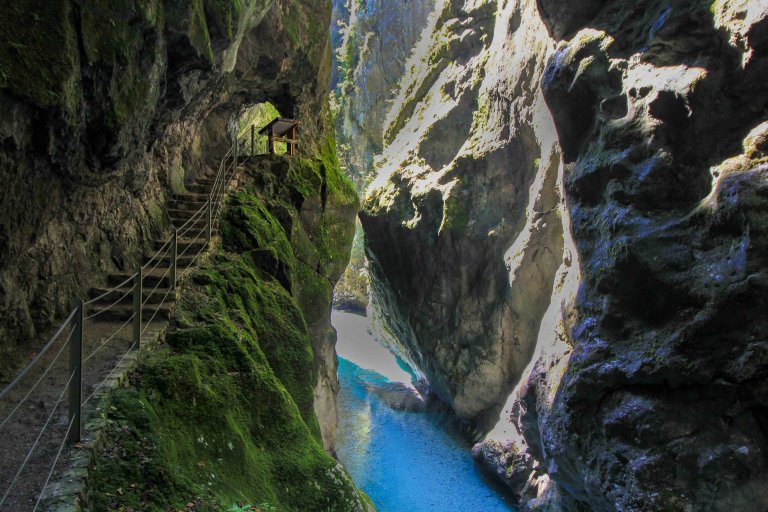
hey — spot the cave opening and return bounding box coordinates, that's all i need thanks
[235,101,288,155]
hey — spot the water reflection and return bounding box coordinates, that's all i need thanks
[334,311,414,387]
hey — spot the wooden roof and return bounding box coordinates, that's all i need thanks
[258,117,300,136]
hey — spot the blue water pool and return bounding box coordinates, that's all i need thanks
[333,311,516,512]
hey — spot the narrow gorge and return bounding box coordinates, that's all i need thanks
[0,0,766,511]
[335,0,768,510]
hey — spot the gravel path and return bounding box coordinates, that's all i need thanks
[0,317,165,511]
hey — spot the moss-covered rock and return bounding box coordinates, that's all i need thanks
[88,154,366,511]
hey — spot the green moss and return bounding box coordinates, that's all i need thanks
[294,261,333,325]
[0,1,79,113]
[204,0,241,40]
[304,138,358,277]
[90,253,361,511]
[280,0,328,66]
[90,135,364,510]
[189,0,216,63]
[221,190,297,275]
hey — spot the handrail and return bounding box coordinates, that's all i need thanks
[84,273,137,306]
[0,128,260,509]
[0,308,77,402]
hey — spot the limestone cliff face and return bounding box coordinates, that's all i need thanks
[0,0,349,449]
[331,0,436,186]
[359,0,768,510]
[360,0,566,430]
[330,0,436,313]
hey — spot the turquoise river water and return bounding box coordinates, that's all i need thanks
[333,311,516,512]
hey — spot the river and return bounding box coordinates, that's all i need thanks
[333,311,516,512]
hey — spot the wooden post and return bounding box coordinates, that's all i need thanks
[287,127,292,156]
[171,229,178,290]
[268,131,275,154]
[67,298,83,445]
[251,125,255,157]
[133,267,142,351]
[207,200,213,248]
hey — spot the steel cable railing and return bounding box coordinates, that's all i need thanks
[141,260,173,309]
[33,413,77,512]
[141,238,173,277]
[0,308,77,403]
[84,273,136,307]
[82,339,138,408]
[0,130,258,509]
[142,237,173,273]
[84,285,134,321]
[0,369,77,508]
[0,327,73,432]
[82,315,134,365]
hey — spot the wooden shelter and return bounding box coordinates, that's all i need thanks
[258,117,300,155]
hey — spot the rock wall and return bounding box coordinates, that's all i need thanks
[331,0,436,187]
[523,1,768,510]
[0,0,330,376]
[1,0,352,454]
[329,0,436,314]
[361,0,565,431]
[358,0,768,510]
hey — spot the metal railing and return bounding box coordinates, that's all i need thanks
[0,132,253,510]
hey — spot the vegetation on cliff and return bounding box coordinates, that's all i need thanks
[88,154,368,512]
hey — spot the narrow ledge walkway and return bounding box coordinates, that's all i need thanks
[0,134,260,512]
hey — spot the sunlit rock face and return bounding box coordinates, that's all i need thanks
[360,0,567,429]
[0,0,349,450]
[331,0,436,186]
[359,0,768,510]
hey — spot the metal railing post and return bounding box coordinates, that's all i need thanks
[171,229,178,290]
[251,125,255,157]
[133,267,142,351]
[207,200,213,247]
[67,298,83,445]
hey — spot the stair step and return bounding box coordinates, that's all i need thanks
[186,183,209,194]
[88,287,176,305]
[86,303,172,322]
[168,199,208,211]
[108,270,173,288]
[167,208,206,220]
[142,253,197,268]
[171,217,211,231]
[153,238,208,252]
[173,193,210,202]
